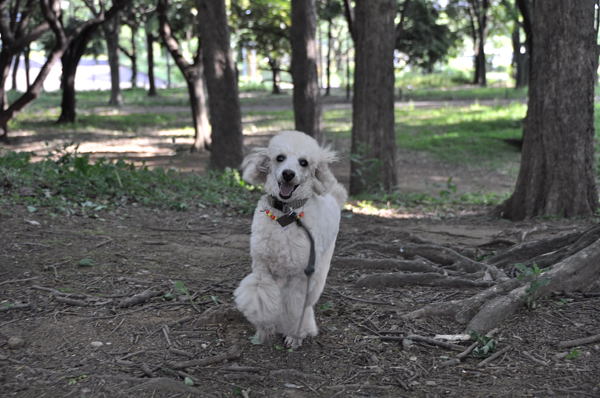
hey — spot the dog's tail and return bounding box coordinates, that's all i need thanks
[330,182,348,209]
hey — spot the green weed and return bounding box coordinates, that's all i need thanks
[0,149,259,215]
[515,263,550,309]
[469,331,497,358]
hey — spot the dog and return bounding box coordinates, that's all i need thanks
[234,130,347,348]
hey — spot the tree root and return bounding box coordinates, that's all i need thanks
[356,272,495,289]
[406,232,600,333]
[167,345,241,369]
[118,289,164,308]
[333,256,459,274]
[400,244,507,281]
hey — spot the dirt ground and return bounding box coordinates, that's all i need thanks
[1,99,599,397]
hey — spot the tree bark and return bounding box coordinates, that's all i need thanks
[146,31,157,97]
[268,58,282,95]
[324,16,333,96]
[290,0,321,142]
[197,0,244,170]
[349,0,398,194]
[502,0,598,220]
[104,11,123,106]
[57,1,129,124]
[157,0,210,152]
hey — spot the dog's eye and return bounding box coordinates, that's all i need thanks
[298,158,308,167]
[276,154,286,162]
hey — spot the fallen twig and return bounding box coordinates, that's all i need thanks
[477,346,511,367]
[0,303,31,312]
[557,333,600,349]
[167,345,241,369]
[118,289,163,308]
[162,325,172,347]
[0,277,39,287]
[383,334,465,351]
[54,295,90,306]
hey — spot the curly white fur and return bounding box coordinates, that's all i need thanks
[234,131,347,348]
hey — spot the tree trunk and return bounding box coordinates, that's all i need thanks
[325,16,333,96]
[129,25,138,89]
[24,46,31,88]
[268,59,282,95]
[58,47,80,124]
[349,0,398,195]
[290,0,322,142]
[57,28,96,124]
[186,72,211,152]
[104,12,123,106]
[0,51,14,111]
[146,32,157,96]
[197,0,243,170]
[11,53,19,91]
[502,0,598,220]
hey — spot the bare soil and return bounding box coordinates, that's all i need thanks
[1,99,599,397]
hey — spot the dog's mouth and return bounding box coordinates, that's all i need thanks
[278,182,299,200]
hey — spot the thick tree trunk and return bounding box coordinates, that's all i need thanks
[58,47,80,124]
[349,0,398,194]
[290,0,321,142]
[502,0,598,220]
[57,29,95,124]
[146,32,157,97]
[512,24,529,88]
[104,12,123,106]
[197,0,243,170]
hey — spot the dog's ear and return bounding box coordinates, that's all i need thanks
[313,146,338,195]
[241,147,270,185]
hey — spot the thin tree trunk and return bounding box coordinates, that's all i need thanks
[24,46,30,88]
[11,53,19,91]
[268,58,281,94]
[197,0,244,170]
[325,17,333,96]
[58,46,80,124]
[349,0,398,195]
[291,0,322,142]
[187,74,211,152]
[0,51,13,111]
[502,0,598,220]
[129,25,137,89]
[146,32,157,96]
[104,12,122,106]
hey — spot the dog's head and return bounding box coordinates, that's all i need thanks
[241,130,338,202]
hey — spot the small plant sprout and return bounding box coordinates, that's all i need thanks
[515,263,550,309]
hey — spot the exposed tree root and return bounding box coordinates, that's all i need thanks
[405,231,600,333]
[400,244,507,281]
[333,256,458,274]
[356,272,495,289]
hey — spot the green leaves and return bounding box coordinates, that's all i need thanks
[470,331,497,358]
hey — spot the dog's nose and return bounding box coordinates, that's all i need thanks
[282,169,295,182]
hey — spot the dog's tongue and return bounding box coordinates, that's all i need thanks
[279,182,295,198]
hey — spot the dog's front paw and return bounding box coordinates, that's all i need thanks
[250,328,273,345]
[284,336,303,349]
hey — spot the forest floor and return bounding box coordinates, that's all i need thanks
[1,95,599,397]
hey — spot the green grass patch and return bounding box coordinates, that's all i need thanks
[396,102,526,166]
[0,150,259,215]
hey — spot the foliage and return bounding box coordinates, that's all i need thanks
[396,0,458,72]
[232,0,291,75]
[515,263,550,309]
[0,148,259,215]
[469,331,497,358]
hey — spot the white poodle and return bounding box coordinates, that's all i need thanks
[234,130,347,348]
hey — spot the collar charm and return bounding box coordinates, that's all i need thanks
[265,209,305,227]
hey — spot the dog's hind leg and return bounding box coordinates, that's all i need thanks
[234,272,281,344]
